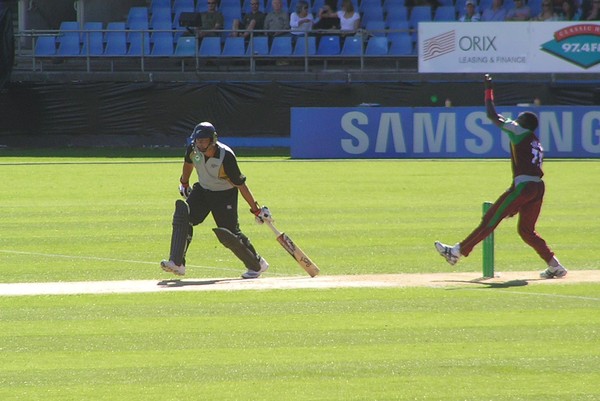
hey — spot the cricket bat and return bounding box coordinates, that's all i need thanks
[264,220,320,277]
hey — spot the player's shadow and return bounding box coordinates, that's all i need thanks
[440,279,535,289]
[157,278,243,287]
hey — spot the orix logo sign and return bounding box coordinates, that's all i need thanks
[422,31,498,60]
[422,30,455,60]
[541,24,600,69]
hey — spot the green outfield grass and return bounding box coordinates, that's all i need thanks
[0,155,598,281]
[1,153,599,400]
[1,286,599,400]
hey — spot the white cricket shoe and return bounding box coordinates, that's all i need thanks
[540,264,568,279]
[241,257,269,279]
[160,260,186,276]
[434,241,461,266]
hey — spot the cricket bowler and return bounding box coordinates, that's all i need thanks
[434,74,568,279]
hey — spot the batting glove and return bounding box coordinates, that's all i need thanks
[252,206,273,224]
[179,182,192,198]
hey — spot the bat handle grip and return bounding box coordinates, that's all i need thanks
[265,220,282,236]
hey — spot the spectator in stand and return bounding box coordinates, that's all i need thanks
[290,0,314,39]
[319,0,360,35]
[481,0,508,21]
[231,0,266,38]
[197,0,224,38]
[583,0,600,19]
[459,0,481,21]
[505,0,531,20]
[532,0,560,19]
[558,0,581,19]
[314,0,340,30]
[264,0,291,39]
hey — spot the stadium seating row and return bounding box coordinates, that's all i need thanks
[128,2,421,32]
[35,33,415,57]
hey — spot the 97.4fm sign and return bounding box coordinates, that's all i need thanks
[541,24,600,69]
[418,22,600,73]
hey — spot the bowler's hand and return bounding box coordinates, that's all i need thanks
[484,74,493,90]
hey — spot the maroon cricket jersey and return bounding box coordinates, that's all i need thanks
[499,119,544,180]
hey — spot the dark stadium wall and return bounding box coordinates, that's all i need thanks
[22,0,75,30]
[81,0,148,25]
[22,0,146,29]
[0,80,594,148]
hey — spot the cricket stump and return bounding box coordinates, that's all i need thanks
[482,201,495,278]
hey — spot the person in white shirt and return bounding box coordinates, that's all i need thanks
[320,0,360,33]
[290,0,314,37]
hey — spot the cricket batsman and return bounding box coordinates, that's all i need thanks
[434,74,568,279]
[161,121,272,279]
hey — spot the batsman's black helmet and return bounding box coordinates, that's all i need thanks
[190,122,217,142]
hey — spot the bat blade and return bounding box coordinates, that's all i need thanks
[275,232,320,277]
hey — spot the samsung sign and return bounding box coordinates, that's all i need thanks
[290,107,600,159]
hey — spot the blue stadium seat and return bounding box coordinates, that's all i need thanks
[293,35,316,56]
[196,1,208,12]
[151,0,171,11]
[127,31,152,56]
[150,7,173,29]
[56,32,81,55]
[152,20,174,37]
[221,0,242,8]
[127,17,151,55]
[221,4,242,21]
[199,36,222,56]
[246,36,269,55]
[311,0,325,14]
[385,5,408,24]
[81,21,102,42]
[317,35,340,55]
[221,36,246,56]
[104,26,128,56]
[340,36,362,56]
[81,24,104,56]
[528,0,542,15]
[434,5,456,21]
[128,19,150,43]
[359,0,381,12]
[105,22,126,43]
[455,0,467,14]
[174,0,195,11]
[479,0,493,11]
[127,7,149,28]
[409,5,431,28]
[150,32,174,55]
[388,33,412,55]
[383,0,405,12]
[58,21,79,43]
[365,20,386,36]
[270,36,293,56]
[387,20,409,33]
[174,36,197,56]
[34,36,56,56]
[409,6,431,42]
[361,6,384,26]
[365,36,388,56]
[173,5,195,28]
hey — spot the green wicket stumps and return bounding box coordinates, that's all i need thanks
[482,201,495,278]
